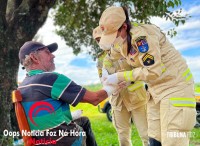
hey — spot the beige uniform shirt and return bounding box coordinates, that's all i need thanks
[96,51,107,78]
[113,24,194,103]
[97,52,147,111]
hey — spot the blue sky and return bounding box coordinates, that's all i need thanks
[18,1,200,85]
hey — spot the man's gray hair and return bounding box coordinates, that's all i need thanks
[22,51,39,71]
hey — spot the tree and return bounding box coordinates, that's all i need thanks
[0,0,56,145]
[54,0,189,60]
[0,0,188,145]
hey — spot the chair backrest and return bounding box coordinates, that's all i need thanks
[12,90,34,146]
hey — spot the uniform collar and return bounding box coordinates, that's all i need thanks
[28,70,44,76]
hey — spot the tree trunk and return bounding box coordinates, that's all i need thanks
[0,0,57,145]
[0,44,19,145]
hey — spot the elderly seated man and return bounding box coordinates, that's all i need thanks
[18,41,119,146]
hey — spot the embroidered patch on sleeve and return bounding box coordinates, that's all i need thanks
[135,36,149,53]
[129,46,137,55]
[142,53,155,66]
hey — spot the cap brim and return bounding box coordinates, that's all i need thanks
[99,31,118,47]
[46,43,58,53]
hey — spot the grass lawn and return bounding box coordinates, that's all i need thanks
[70,84,200,146]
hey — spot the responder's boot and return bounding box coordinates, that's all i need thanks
[148,138,162,146]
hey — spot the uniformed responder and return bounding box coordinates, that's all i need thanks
[98,6,196,146]
[93,26,149,146]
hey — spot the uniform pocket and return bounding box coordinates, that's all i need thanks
[168,107,196,131]
[182,108,196,131]
[167,107,182,130]
[128,87,147,104]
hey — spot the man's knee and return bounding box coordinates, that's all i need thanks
[74,116,91,128]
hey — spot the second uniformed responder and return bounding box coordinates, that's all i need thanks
[93,26,149,146]
[98,6,196,146]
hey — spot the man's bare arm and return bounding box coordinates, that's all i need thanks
[81,90,108,106]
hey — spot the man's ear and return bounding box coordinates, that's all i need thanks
[29,53,39,63]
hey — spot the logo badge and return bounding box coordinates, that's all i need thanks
[129,46,137,56]
[142,53,154,66]
[135,36,149,53]
[28,101,55,126]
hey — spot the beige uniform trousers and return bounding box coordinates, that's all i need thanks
[112,102,148,146]
[147,84,196,146]
[104,58,148,146]
[98,53,148,146]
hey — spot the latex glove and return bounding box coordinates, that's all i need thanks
[103,84,119,97]
[118,81,131,89]
[71,109,83,120]
[104,73,118,85]
[100,68,109,83]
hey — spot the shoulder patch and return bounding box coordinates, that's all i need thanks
[129,46,137,56]
[142,53,154,66]
[135,36,149,53]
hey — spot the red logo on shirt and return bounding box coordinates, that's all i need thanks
[28,101,55,126]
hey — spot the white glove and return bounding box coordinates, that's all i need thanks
[118,81,131,89]
[104,73,118,85]
[71,109,83,120]
[100,68,109,83]
[103,84,118,97]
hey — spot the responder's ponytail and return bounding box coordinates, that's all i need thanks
[122,6,132,55]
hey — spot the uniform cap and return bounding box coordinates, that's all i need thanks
[92,26,102,39]
[99,6,126,47]
[19,41,58,64]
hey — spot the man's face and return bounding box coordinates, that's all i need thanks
[37,47,55,71]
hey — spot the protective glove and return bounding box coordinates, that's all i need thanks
[71,109,83,120]
[104,70,134,85]
[118,81,131,89]
[103,84,119,97]
[100,68,109,83]
[103,73,118,85]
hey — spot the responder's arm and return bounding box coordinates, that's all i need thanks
[105,25,164,84]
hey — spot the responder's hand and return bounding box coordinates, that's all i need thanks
[100,68,109,83]
[103,84,119,97]
[118,81,131,89]
[104,73,119,85]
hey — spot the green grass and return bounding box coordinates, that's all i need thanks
[70,84,200,146]
[195,83,200,93]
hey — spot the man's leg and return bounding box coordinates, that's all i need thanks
[131,105,149,146]
[112,103,132,146]
[73,116,97,146]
